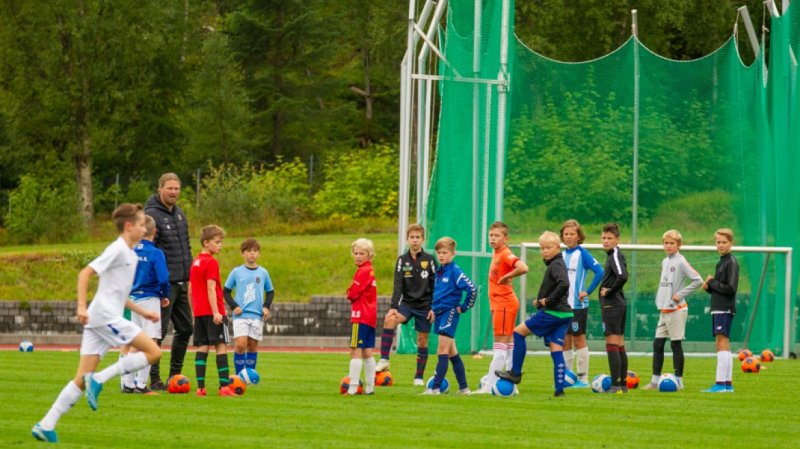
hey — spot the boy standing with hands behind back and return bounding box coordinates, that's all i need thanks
[345,238,378,395]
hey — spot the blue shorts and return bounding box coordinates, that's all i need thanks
[397,303,432,333]
[711,313,734,338]
[350,323,376,349]
[523,311,572,347]
[433,308,461,338]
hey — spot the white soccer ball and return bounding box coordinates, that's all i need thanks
[657,373,680,392]
[491,378,517,397]
[563,369,578,387]
[19,340,34,352]
[426,376,449,394]
[591,374,611,393]
[239,368,260,385]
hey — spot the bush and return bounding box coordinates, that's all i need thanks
[650,190,736,233]
[313,145,398,219]
[3,175,85,243]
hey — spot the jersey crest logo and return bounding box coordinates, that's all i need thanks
[670,267,676,272]
[421,270,429,279]
[421,261,429,270]
[256,277,261,284]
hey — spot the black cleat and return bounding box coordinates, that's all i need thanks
[121,386,135,394]
[554,391,565,397]
[495,370,522,384]
[149,379,166,391]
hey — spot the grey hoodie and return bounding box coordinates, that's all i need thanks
[655,252,703,311]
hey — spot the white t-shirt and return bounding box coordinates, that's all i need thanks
[86,236,138,327]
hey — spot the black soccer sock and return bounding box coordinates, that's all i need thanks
[416,347,429,379]
[652,338,667,376]
[216,353,230,387]
[606,344,621,386]
[671,340,684,377]
[619,346,629,386]
[195,352,208,389]
[450,354,468,390]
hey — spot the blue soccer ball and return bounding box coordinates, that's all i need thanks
[591,374,612,393]
[239,368,260,385]
[426,376,449,394]
[563,369,578,387]
[492,378,517,397]
[658,373,680,392]
[19,340,34,352]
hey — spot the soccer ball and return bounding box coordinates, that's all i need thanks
[657,373,680,392]
[426,376,449,394]
[626,371,640,389]
[563,369,578,387]
[239,368,260,385]
[339,376,363,394]
[228,375,246,395]
[738,349,753,361]
[741,356,761,373]
[18,340,34,352]
[167,374,191,394]
[591,374,612,393]
[760,349,775,362]
[492,378,516,397]
[375,371,393,386]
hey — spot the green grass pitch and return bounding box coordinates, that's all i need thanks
[3,350,798,448]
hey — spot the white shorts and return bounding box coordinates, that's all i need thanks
[80,317,143,356]
[655,308,688,340]
[130,297,161,339]
[233,317,264,341]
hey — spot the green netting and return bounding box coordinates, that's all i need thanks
[400,0,799,356]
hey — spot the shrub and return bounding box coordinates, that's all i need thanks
[650,190,736,233]
[3,175,85,243]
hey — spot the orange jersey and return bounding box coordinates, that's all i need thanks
[488,246,520,309]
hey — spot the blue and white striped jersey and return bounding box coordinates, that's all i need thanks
[561,246,603,310]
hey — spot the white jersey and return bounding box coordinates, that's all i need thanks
[86,236,138,327]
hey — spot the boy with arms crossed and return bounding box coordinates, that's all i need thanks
[599,223,629,393]
[32,204,161,443]
[345,238,378,395]
[375,224,437,386]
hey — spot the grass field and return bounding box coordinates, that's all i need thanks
[3,350,798,448]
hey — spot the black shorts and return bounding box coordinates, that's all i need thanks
[568,308,588,336]
[397,303,432,333]
[601,304,626,336]
[193,316,229,346]
[712,313,734,338]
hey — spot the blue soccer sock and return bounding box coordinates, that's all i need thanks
[233,352,246,375]
[433,354,449,390]
[512,331,527,375]
[450,354,468,390]
[246,351,258,370]
[551,350,566,394]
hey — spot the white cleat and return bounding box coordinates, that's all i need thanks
[420,388,441,395]
[375,358,391,372]
[413,378,425,386]
[473,384,493,395]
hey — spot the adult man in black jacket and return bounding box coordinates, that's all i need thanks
[145,173,193,390]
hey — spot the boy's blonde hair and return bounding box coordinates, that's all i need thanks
[539,231,561,247]
[407,224,425,239]
[158,172,181,188]
[715,228,734,242]
[434,236,456,252]
[662,229,683,244]
[240,238,260,252]
[200,225,225,245]
[352,238,375,259]
[489,221,509,235]
[112,203,143,233]
[143,214,156,238]
[560,219,585,244]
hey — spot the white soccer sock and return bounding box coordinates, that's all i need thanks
[564,348,574,371]
[576,347,590,381]
[725,351,733,382]
[40,381,83,430]
[364,358,376,393]
[715,351,726,383]
[119,354,133,389]
[505,343,514,371]
[134,364,152,389]
[347,358,363,394]
[487,343,507,385]
[95,352,148,384]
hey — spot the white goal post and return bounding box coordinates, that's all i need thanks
[517,243,794,358]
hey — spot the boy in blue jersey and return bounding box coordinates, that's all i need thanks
[560,219,603,386]
[496,231,573,397]
[121,215,171,394]
[224,239,275,376]
[422,237,477,395]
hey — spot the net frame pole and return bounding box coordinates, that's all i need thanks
[738,6,761,58]
[630,9,641,351]
[471,0,482,353]
[494,0,510,221]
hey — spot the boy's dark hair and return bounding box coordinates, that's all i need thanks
[406,224,425,239]
[602,222,621,238]
[200,225,225,245]
[489,221,509,235]
[112,203,143,232]
[240,238,260,252]
[560,219,585,244]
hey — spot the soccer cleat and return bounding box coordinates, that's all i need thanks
[413,378,425,386]
[196,388,207,397]
[218,386,237,396]
[420,388,440,395]
[606,386,622,394]
[149,379,166,391]
[621,385,629,393]
[643,382,659,390]
[32,423,59,443]
[569,380,589,389]
[375,358,390,372]
[726,385,734,393]
[121,386,136,394]
[676,377,685,390]
[495,370,522,384]
[702,384,728,393]
[553,391,565,397]
[473,384,492,395]
[134,386,157,395]
[457,388,472,395]
[84,373,103,411]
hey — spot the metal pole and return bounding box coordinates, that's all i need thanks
[494,0,510,221]
[630,9,641,350]
[196,168,201,209]
[471,0,483,353]
[739,6,761,58]
[114,173,120,209]
[784,249,793,358]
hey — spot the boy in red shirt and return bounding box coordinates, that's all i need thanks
[345,238,378,395]
[189,225,235,396]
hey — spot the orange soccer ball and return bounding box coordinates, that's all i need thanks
[375,371,394,387]
[738,349,753,361]
[626,371,640,389]
[340,376,364,394]
[228,375,246,395]
[760,349,775,362]
[167,374,191,394]
[741,356,761,373]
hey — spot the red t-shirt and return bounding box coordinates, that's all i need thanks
[347,261,377,327]
[489,245,520,310]
[190,253,225,317]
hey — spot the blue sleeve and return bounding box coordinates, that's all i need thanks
[262,268,274,293]
[455,268,477,312]
[581,247,604,295]
[155,251,171,298]
[224,267,237,290]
